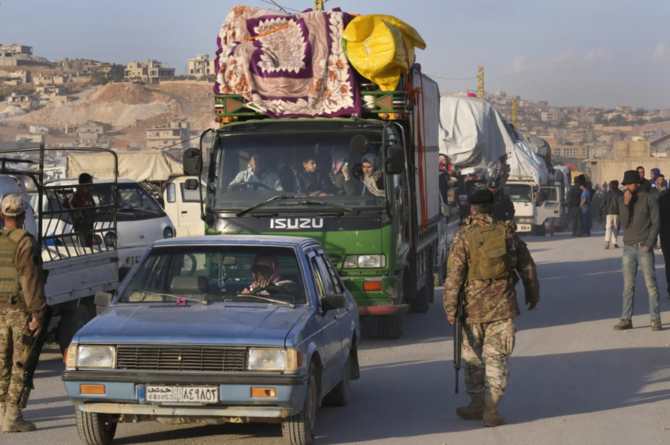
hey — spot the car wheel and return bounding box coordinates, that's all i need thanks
[323,355,351,407]
[59,304,92,355]
[282,364,317,445]
[377,314,403,340]
[76,410,117,445]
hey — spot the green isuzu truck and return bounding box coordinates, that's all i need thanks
[184,65,443,339]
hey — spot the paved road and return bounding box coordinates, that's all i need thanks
[6,227,670,445]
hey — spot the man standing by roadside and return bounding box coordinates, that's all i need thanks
[489,181,515,222]
[651,174,668,198]
[600,180,622,249]
[614,171,662,331]
[568,177,583,236]
[638,166,652,193]
[658,190,670,300]
[444,190,540,428]
[0,194,46,432]
[580,181,591,236]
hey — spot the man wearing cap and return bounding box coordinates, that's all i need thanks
[614,170,661,331]
[444,190,540,428]
[489,181,515,223]
[0,194,46,432]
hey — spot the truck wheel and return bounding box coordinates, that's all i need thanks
[282,364,317,445]
[323,356,350,407]
[533,224,545,237]
[76,410,117,445]
[377,315,403,340]
[59,304,92,355]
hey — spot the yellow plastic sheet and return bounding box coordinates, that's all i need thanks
[342,15,426,91]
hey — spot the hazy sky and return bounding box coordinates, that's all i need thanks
[2,0,669,109]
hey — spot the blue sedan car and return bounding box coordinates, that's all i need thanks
[62,236,361,445]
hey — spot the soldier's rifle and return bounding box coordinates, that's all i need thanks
[453,285,466,394]
[15,304,53,406]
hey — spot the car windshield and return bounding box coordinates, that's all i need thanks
[118,245,307,305]
[207,130,390,212]
[115,183,165,219]
[505,184,534,203]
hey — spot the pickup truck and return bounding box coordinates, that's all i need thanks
[63,235,361,445]
[0,147,119,352]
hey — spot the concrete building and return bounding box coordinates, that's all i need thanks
[89,63,125,80]
[56,58,98,73]
[28,126,49,135]
[125,61,175,82]
[541,109,561,124]
[146,121,191,149]
[188,54,216,77]
[1,70,32,85]
[15,134,45,144]
[616,106,632,114]
[554,144,589,159]
[66,122,106,142]
[0,44,32,66]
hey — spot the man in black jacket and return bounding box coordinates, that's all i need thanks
[489,181,515,222]
[638,166,652,193]
[568,176,584,236]
[600,180,623,249]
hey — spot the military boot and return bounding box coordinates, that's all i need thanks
[483,393,506,427]
[2,405,36,433]
[456,393,485,420]
[0,404,5,428]
[613,319,633,330]
[652,320,663,331]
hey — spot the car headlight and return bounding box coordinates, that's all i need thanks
[343,255,386,269]
[247,348,301,373]
[163,227,175,239]
[104,232,117,247]
[76,345,115,369]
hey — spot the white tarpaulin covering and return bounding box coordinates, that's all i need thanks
[415,71,440,228]
[67,152,183,182]
[438,96,515,169]
[507,139,549,186]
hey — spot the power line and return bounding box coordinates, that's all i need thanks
[260,0,301,13]
[155,133,207,152]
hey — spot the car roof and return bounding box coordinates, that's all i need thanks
[150,235,320,249]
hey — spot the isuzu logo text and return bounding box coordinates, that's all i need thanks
[270,218,324,230]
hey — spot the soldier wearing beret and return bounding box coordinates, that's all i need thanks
[444,189,540,427]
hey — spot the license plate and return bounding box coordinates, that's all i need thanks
[145,386,218,404]
[519,225,531,232]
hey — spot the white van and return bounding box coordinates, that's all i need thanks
[37,178,176,279]
[164,175,205,237]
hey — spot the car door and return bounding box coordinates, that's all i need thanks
[308,250,344,390]
[321,252,355,356]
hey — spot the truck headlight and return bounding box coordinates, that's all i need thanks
[76,345,115,369]
[343,255,386,269]
[247,348,301,373]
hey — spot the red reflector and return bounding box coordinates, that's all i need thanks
[364,282,383,292]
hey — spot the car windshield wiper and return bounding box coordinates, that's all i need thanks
[236,294,295,308]
[150,293,210,306]
[237,195,305,217]
[277,200,359,215]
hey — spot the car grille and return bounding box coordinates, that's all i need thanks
[116,346,247,372]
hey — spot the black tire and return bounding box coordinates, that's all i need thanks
[410,254,433,314]
[323,356,351,407]
[59,304,92,355]
[76,410,117,445]
[533,224,545,237]
[377,314,403,340]
[282,364,317,445]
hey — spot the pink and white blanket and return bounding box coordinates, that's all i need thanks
[214,6,361,119]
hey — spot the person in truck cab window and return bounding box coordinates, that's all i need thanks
[294,154,336,196]
[330,148,363,197]
[361,152,384,197]
[242,254,296,295]
[227,153,283,192]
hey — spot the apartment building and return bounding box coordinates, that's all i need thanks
[553,145,589,159]
[146,121,191,149]
[188,54,217,77]
[541,109,561,123]
[125,61,175,82]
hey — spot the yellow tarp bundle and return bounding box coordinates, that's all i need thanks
[342,15,426,91]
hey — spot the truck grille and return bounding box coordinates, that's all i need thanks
[116,346,247,372]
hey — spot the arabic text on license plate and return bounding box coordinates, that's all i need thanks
[146,386,218,403]
[519,225,531,232]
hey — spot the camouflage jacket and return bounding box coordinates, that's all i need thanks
[443,214,540,323]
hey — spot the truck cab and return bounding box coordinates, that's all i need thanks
[504,177,536,234]
[163,175,205,237]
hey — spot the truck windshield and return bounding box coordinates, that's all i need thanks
[208,132,387,212]
[505,184,534,203]
[118,245,306,305]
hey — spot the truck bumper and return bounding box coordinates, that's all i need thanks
[340,275,401,311]
[358,304,409,315]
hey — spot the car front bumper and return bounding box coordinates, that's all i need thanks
[62,371,308,419]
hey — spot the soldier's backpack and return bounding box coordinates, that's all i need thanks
[465,222,510,282]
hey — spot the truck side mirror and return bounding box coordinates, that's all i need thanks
[184,178,199,191]
[385,145,405,175]
[94,292,113,308]
[183,149,202,176]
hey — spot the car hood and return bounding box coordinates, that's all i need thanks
[75,303,311,347]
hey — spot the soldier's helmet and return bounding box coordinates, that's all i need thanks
[1,194,28,217]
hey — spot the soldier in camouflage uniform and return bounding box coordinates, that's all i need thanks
[0,194,46,433]
[444,190,540,427]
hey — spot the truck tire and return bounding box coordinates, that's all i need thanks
[377,315,403,340]
[282,364,317,445]
[323,356,350,407]
[533,224,546,237]
[58,304,92,355]
[76,410,117,445]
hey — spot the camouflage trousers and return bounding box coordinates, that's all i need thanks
[461,318,516,397]
[0,309,32,408]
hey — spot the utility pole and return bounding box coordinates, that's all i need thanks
[512,100,518,127]
[477,66,485,99]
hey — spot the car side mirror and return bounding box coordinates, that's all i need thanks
[322,294,346,312]
[183,149,202,176]
[385,145,405,175]
[184,178,199,190]
[94,292,113,308]
[441,204,450,216]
